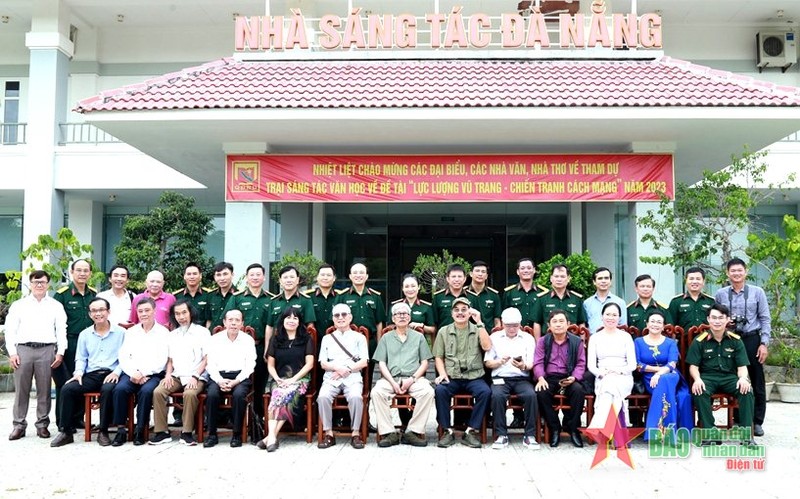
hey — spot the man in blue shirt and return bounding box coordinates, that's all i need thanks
[50,297,126,447]
[583,267,627,334]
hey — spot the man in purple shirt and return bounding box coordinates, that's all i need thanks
[128,270,176,327]
[533,309,586,448]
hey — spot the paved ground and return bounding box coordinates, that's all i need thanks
[0,391,797,498]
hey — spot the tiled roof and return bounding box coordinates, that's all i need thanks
[75,56,800,113]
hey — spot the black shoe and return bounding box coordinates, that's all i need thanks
[549,431,561,448]
[50,431,74,448]
[230,436,242,448]
[570,432,584,448]
[111,429,127,447]
[148,431,172,445]
[169,419,182,428]
[133,430,146,446]
[368,423,378,434]
[203,434,219,448]
[753,424,764,437]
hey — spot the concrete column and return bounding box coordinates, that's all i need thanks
[22,0,73,248]
[311,202,326,260]
[280,203,311,256]
[67,199,103,265]
[224,202,271,277]
[568,202,583,254]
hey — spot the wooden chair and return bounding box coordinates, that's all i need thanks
[196,325,256,444]
[686,324,739,429]
[317,324,371,444]
[262,325,318,443]
[83,392,136,442]
[436,394,488,443]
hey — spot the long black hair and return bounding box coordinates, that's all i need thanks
[274,307,309,348]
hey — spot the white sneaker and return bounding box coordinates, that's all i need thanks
[523,436,541,450]
[492,435,509,449]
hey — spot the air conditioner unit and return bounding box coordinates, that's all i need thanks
[756,31,797,73]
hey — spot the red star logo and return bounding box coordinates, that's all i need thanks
[582,405,645,469]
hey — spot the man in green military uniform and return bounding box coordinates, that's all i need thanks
[532,264,585,339]
[223,262,275,416]
[687,303,755,445]
[173,262,210,325]
[53,259,96,427]
[627,274,672,333]
[669,267,715,331]
[502,257,544,332]
[265,265,316,345]
[433,264,471,329]
[205,262,236,331]
[334,262,386,356]
[311,263,338,336]
[466,260,501,330]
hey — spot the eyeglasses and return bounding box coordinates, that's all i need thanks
[333,313,349,318]
[89,308,108,314]
[392,312,410,317]
[31,280,48,286]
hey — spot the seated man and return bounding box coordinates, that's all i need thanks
[484,307,539,450]
[110,298,169,446]
[533,309,587,448]
[433,297,492,448]
[371,302,434,447]
[50,297,125,447]
[150,300,211,446]
[687,303,756,445]
[204,309,256,448]
[317,303,368,449]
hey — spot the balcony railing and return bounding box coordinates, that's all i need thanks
[58,123,121,144]
[0,123,27,145]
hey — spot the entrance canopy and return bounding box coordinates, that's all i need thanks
[76,54,800,205]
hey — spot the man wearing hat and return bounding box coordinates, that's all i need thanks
[433,297,492,448]
[484,307,539,450]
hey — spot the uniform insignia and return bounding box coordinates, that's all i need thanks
[202,287,213,293]
[466,289,478,297]
[299,290,310,298]
[569,290,583,298]
[672,293,684,299]
[538,284,549,292]
[433,289,445,295]
[367,287,381,296]
[391,298,402,304]
[420,299,431,306]
[505,284,517,292]
[335,289,348,295]
[627,299,638,307]
[536,289,549,298]
[57,285,69,293]
[727,331,741,340]
[233,290,244,296]
[656,301,668,308]
[486,286,498,294]
[695,332,709,342]
[88,286,97,293]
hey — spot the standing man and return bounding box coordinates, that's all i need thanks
[533,264,585,340]
[317,303,369,450]
[6,270,66,441]
[205,262,236,331]
[583,267,627,334]
[669,267,715,331]
[53,259,96,427]
[432,264,470,329]
[484,307,539,450]
[129,270,176,327]
[502,257,543,331]
[311,263,338,336]
[533,309,586,448]
[371,302,434,448]
[687,304,755,445]
[223,263,274,416]
[97,264,135,327]
[173,262,210,326]
[335,262,385,355]
[433,297,492,448]
[149,301,211,446]
[714,258,771,437]
[50,297,125,447]
[111,298,170,446]
[204,309,256,448]
[467,260,502,330]
[265,265,316,345]
[627,274,672,333]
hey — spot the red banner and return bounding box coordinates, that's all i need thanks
[225,154,673,202]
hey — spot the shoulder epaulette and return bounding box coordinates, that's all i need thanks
[538,284,549,292]
[88,286,97,293]
[701,292,715,299]
[486,286,498,294]
[299,290,310,298]
[433,289,445,295]
[656,301,668,309]
[695,332,708,342]
[536,289,549,298]
[233,290,244,296]
[368,287,381,296]
[391,298,403,304]
[726,331,741,340]
[267,291,277,298]
[171,289,183,296]
[504,284,517,292]
[208,287,220,293]
[56,285,69,293]
[335,288,348,295]
[466,289,478,297]
[419,299,432,306]
[627,299,638,307]
[202,286,213,293]
[671,293,684,299]
[569,290,583,298]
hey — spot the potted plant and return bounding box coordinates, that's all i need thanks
[766,339,800,403]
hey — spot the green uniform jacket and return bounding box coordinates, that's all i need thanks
[390,298,435,329]
[172,287,211,325]
[668,292,715,331]
[310,287,337,335]
[467,286,501,326]
[502,283,546,327]
[223,288,275,340]
[532,289,585,327]
[334,286,386,335]
[626,298,672,333]
[205,287,236,330]
[265,290,317,329]
[54,284,97,337]
[686,330,750,375]
[432,288,471,328]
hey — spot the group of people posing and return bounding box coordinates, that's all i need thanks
[4,255,769,449]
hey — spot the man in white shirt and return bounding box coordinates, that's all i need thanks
[317,303,368,450]
[96,264,135,327]
[110,298,170,446]
[150,300,211,446]
[6,270,67,441]
[484,307,539,450]
[203,309,256,448]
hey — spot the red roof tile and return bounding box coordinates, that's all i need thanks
[75,56,800,113]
